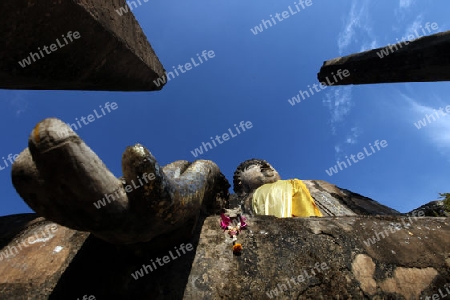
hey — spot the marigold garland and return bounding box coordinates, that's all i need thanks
[220,212,247,255]
[232,243,243,254]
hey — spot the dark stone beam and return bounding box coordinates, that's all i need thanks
[318,31,450,86]
[0,0,166,91]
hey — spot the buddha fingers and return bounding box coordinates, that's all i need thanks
[11,147,79,229]
[12,118,129,237]
[121,145,224,237]
[11,118,230,245]
[121,144,174,241]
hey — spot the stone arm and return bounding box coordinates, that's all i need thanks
[11,118,229,244]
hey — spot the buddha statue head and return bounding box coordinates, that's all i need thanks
[233,159,281,195]
[232,159,280,214]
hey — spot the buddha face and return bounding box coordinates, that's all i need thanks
[233,159,280,194]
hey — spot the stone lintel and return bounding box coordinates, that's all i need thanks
[0,0,166,91]
[317,31,450,86]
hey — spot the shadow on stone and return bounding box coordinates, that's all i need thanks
[0,214,44,250]
[49,213,208,300]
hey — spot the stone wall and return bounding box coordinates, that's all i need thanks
[0,212,449,299]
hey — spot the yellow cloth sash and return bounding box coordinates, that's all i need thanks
[252,179,322,218]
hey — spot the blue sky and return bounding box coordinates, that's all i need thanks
[1,0,450,216]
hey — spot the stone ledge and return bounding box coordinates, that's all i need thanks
[0,214,448,299]
[186,215,450,299]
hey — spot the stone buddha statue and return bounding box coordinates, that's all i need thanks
[232,159,322,218]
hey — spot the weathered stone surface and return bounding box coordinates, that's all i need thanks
[305,180,401,216]
[317,31,450,85]
[410,200,449,217]
[0,213,207,299]
[12,118,229,245]
[5,151,449,299]
[0,0,166,91]
[186,215,450,299]
[0,212,449,299]
[0,214,89,299]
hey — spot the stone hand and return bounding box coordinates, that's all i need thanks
[11,118,229,244]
